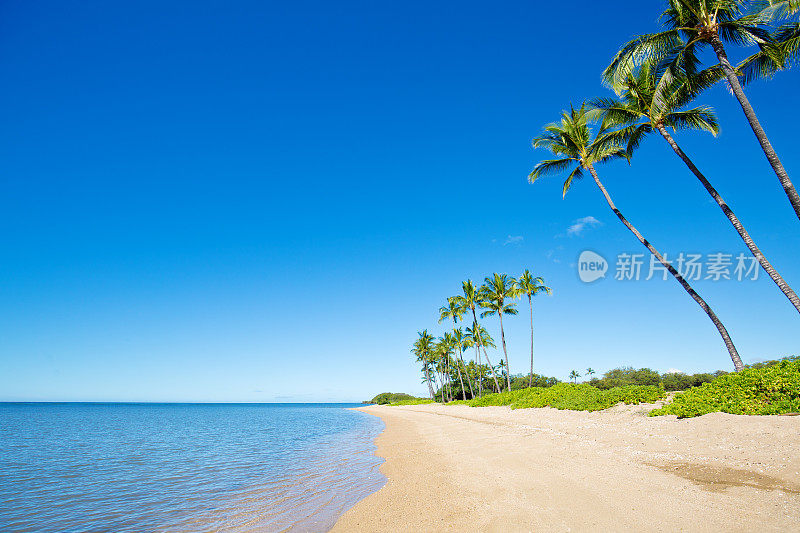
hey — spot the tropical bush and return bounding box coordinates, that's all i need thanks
[368,392,420,405]
[389,398,435,406]
[650,360,800,418]
[449,383,665,412]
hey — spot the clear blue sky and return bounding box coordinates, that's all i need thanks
[1,0,798,402]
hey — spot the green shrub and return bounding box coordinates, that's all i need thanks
[388,398,435,406]
[368,392,420,405]
[650,359,800,418]
[449,383,664,411]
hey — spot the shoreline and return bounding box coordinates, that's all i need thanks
[332,403,800,532]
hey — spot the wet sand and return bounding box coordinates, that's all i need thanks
[331,403,800,532]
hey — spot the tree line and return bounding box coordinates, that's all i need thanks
[529,0,800,372]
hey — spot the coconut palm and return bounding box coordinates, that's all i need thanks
[439,297,468,399]
[413,330,436,399]
[591,63,800,314]
[452,327,473,400]
[603,0,800,221]
[439,332,461,402]
[460,280,502,392]
[586,367,596,379]
[480,273,519,391]
[516,270,552,387]
[569,370,581,384]
[530,103,743,371]
[465,322,497,396]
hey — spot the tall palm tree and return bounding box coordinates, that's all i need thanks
[439,296,467,399]
[465,322,497,396]
[460,280,502,392]
[413,330,435,399]
[452,327,472,400]
[530,104,743,371]
[517,270,552,387]
[569,370,581,384]
[480,273,519,391]
[592,63,800,314]
[604,0,800,221]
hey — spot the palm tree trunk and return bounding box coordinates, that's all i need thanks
[475,344,482,397]
[424,365,434,400]
[498,311,512,391]
[456,346,468,400]
[709,35,800,222]
[656,124,800,314]
[471,308,502,392]
[527,294,535,388]
[587,165,744,371]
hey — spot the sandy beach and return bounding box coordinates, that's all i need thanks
[332,403,800,532]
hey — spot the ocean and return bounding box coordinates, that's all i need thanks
[0,403,385,532]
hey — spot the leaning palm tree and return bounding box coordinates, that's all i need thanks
[413,331,436,399]
[592,63,800,314]
[569,370,581,384]
[460,280,502,392]
[530,103,743,371]
[516,270,552,386]
[604,0,800,221]
[480,273,519,391]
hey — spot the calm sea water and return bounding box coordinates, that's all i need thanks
[0,403,385,532]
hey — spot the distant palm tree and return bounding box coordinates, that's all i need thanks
[516,270,551,387]
[603,0,800,221]
[592,62,800,314]
[569,370,581,384]
[460,280,502,392]
[413,331,436,399]
[439,297,467,400]
[480,273,519,391]
[529,104,743,371]
[452,327,472,400]
[440,332,459,402]
[465,322,497,397]
[586,368,596,380]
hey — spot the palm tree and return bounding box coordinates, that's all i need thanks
[440,332,461,402]
[465,322,497,396]
[529,104,743,371]
[452,327,473,400]
[413,331,436,399]
[603,0,800,221]
[592,63,800,314]
[480,273,519,391]
[460,280,502,392]
[569,370,581,384]
[517,270,552,387]
[586,368,596,380]
[439,297,468,400]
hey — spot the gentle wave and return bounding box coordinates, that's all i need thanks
[0,403,385,532]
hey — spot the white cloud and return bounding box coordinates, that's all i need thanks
[566,216,602,236]
[503,235,523,246]
[665,368,683,374]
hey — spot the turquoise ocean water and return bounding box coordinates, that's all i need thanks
[0,403,384,532]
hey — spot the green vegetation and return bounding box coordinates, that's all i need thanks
[449,383,665,412]
[650,359,800,418]
[367,392,422,405]
[389,398,435,406]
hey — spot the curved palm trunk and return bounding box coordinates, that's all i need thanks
[456,345,469,400]
[471,307,502,392]
[423,365,434,400]
[498,312,512,391]
[587,165,744,371]
[527,294,535,388]
[656,124,800,315]
[474,344,482,397]
[710,36,800,222]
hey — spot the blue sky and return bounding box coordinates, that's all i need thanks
[1,0,798,402]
